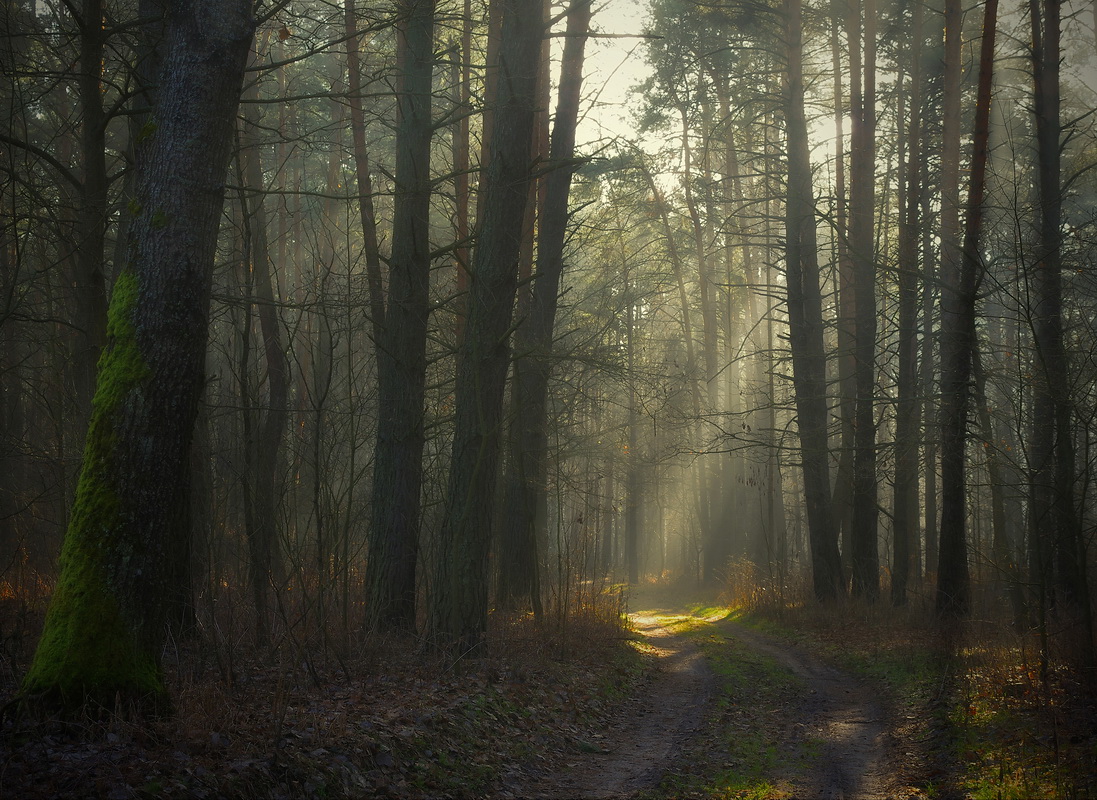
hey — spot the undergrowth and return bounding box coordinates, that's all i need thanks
[721,563,1097,800]
[0,593,646,799]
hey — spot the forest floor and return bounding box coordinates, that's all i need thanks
[1,582,1095,798]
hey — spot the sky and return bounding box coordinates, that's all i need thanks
[574,0,655,149]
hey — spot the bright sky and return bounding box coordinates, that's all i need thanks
[575,0,655,149]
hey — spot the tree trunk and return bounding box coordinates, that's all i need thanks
[497,0,591,613]
[428,0,543,653]
[238,55,290,644]
[937,0,997,618]
[451,0,472,341]
[891,0,924,606]
[345,0,386,344]
[830,0,856,568]
[921,149,937,582]
[625,284,641,584]
[784,0,843,600]
[71,0,110,429]
[365,0,436,633]
[20,2,253,711]
[848,0,879,600]
[1027,0,1093,669]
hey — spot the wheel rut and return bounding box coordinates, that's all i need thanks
[716,618,894,799]
[506,612,713,799]
[509,604,900,799]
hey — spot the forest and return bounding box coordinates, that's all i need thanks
[1,0,1096,796]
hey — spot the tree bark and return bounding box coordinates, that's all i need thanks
[238,53,290,643]
[784,0,843,601]
[1027,0,1093,668]
[937,0,997,618]
[848,0,879,601]
[345,0,386,344]
[497,0,591,613]
[831,0,856,567]
[71,0,110,428]
[365,0,436,633]
[891,0,924,606]
[428,0,543,653]
[20,1,253,711]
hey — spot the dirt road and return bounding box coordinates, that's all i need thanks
[509,611,714,799]
[510,602,902,799]
[717,617,894,799]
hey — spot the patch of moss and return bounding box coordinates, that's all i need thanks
[20,271,165,711]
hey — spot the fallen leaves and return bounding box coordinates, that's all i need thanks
[0,613,647,799]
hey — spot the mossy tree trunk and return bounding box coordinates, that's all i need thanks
[20,2,253,712]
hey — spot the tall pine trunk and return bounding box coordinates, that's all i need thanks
[365,0,436,633]
[497,0,591,613]
[848,0,879,600]
[428,0,543,653]
[784,0,843,600]
[937,0,998,617]
[892,0,924,606]
[345,0,386,344]
[1027,0,1094,672]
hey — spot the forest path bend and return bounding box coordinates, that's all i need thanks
[508,610,715,799]
[715,616,894,799]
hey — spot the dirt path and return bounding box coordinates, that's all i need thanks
[716,617,894,800]
[510,603,900,799]
[508,612,714,799]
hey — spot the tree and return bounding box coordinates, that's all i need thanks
[70,0,110,427]
[937,0,998,618]
[365,0,437,633]
[848,0,879,600]
[891,0,925,606]
[19,2,254,710]
[1026,0,1094,666]
[783,0,844,600]
[345,0,386,344]
[497,0,592,612]
[934,0,966,616]
[428,0,543,653]
[236,45,291,643]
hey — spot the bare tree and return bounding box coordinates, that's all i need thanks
[366,0,437,633]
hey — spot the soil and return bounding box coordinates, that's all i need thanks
[507,611,715,799]
[513,603,909,800]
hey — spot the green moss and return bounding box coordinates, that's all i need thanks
[135,118,157,145]
[20,272,165,711]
